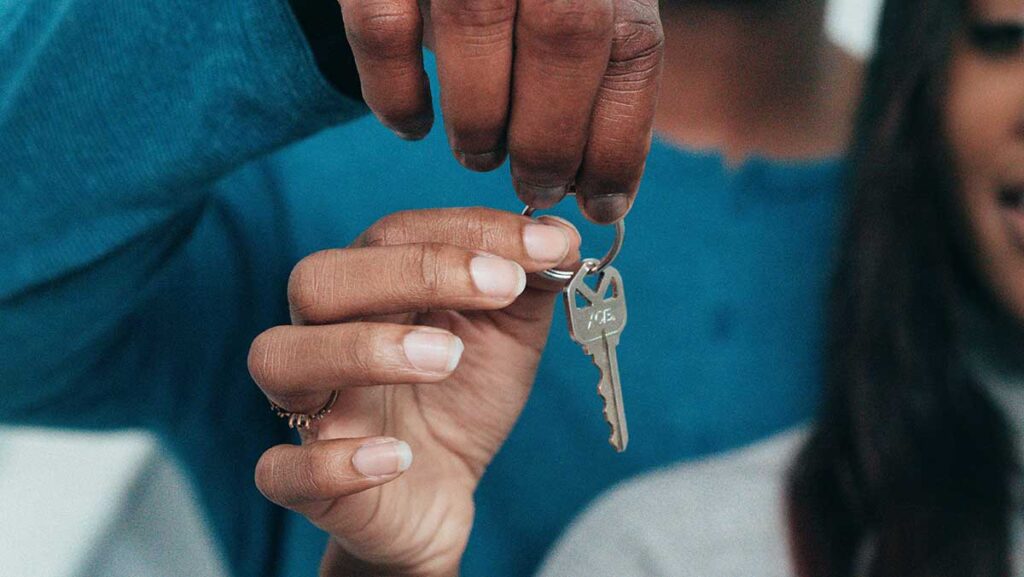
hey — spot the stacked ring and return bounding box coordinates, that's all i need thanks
[270,390,339,429]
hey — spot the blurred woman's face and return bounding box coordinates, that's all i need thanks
[946,0,1024,319]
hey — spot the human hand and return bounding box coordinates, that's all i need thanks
[337,0,664,223]
[248,207,581,576]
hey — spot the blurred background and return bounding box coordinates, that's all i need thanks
[0,1,882,575]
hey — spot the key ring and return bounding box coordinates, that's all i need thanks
[521,196,625,283]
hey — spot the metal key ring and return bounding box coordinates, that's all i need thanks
[521,202,625,283]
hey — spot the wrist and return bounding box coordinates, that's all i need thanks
[287,0,362,101]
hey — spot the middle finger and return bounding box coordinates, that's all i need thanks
[508,0,615,209]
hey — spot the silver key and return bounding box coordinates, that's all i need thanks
[564,260,629,452]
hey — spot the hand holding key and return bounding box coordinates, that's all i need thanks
[248,208,580,577]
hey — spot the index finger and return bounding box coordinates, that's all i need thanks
[353,207,581,270]
[338,0,434,138]
[431,0,517,171]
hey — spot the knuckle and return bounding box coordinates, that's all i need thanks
[608,16,664,78]
[520,0,614,45]
[360,213,408,248]
[301,445,336,499]
[346,2,422,58]
[448,207,494,251]
[436,0,515,32]
[471,212,508,253]
[404,243,449,302]
[341,324,385,377]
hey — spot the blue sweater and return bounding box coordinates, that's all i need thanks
[0,2,843,577]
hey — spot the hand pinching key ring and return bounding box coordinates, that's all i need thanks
[520,200,625,283]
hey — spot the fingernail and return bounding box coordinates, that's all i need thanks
[584,194,629,224]
[515,180,568,209]
[470,256,526,299]
[455,149,506,172]
[395,129,429,141]
[352,439,414,478]
[523,223,570,263]
[391,116,434,141]
[403,330,464,373]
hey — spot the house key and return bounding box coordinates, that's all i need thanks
[564,259,629,452]
[522,199,630,452]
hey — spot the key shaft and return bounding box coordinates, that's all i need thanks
[588,333,628,451]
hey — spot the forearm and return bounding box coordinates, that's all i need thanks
[0,0,364,420]
[0,0,362,242]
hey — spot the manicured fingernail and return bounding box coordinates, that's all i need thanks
[403,330,464,373]
[584,194,629,224]
[455,149,506,172]
[470,256,526,299]
[523,223,570,263]
[515,180,568,209]
[352,439,414,478]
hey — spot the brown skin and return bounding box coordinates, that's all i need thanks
[338,0,664,223]
[946,0,1024,320]
[252,3,866,576]
[654,0,862,164]
[249,209,582,576]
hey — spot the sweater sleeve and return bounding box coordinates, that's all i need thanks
[0,0,366,422]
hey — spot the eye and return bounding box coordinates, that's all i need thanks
[969,21,1024,58]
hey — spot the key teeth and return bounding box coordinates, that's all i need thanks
[596,380,625,452]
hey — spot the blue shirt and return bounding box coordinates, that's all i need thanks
[271,119,843,577]
[0,3,842,577]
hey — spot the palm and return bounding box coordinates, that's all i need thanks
[306,288,557,572]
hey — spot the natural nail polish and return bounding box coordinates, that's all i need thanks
[403,330,464,373]
[470,256,526,299]
[352,439,414,478]
[523,223,570,263]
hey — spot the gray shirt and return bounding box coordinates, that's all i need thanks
[537,428,805,577]
[539,307,1024,577]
